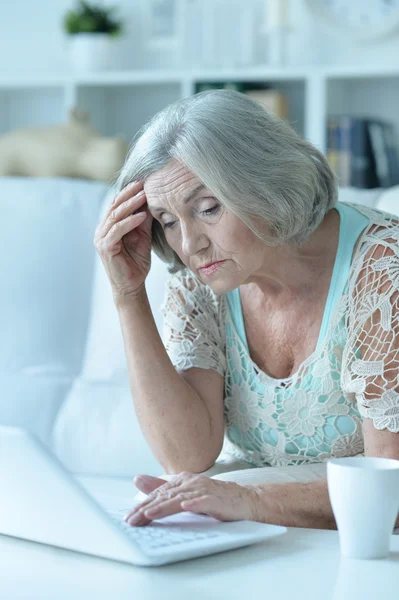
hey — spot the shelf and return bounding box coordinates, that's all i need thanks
[323,65,399,79]
[1,64,398,156]
[76,84,182,139]
[0,68,309,88]
[0,88,65,133]
[0,72,181,89]
[1,65,399,88]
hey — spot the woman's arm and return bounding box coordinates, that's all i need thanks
[252,478,399,530]
[123,470,399,528]
[116,288,225,475]
[252,478,336,530]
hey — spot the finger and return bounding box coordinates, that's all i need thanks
[95,180,143,243]
[125,482,178,521]
[124,480,204,526]
[126,511,151,527]
[139,205,153,236]
[124,475,189,522]
[142,490,202,517]
[98,189,147,240]
[133,475,168,494]
[104,212,147,250]
[125,486,175,520]
[110,181,143,212]
[130,491,202,525]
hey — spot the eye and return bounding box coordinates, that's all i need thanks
[162,203,220,230]
[201,205,220,218]
[163,221,176,229]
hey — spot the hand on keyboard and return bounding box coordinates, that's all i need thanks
[124,472,261,527]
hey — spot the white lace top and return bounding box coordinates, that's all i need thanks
[161,203,399,468]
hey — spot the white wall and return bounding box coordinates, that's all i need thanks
[1,0,399,74]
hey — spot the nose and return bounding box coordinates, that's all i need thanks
[181,222,209,257]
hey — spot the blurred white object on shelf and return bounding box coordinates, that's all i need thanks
[68,33,114,72]
[182,0,204,68]
[263,0,293,66]
[145,0,183,49]
[144,0,186,68]
[148,0,264,70]
[201,0,257,68]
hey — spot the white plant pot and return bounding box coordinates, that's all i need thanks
[68,33,113,72]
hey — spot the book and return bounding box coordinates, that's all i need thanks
[194,82,288,120]
[326,116,399,189]
[338,116,351,187]
[382,121,399,186]
[327,117,340,177]
[350,118,379,188]
[195,81,245,94]
[243,89,288,120]
[368,120,390,188]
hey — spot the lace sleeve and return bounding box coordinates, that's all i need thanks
[161,270,226,376]
[342,222,399,433]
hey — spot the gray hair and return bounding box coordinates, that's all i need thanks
[116,89,338,273]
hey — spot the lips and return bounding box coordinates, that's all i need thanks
[199,260,224,270]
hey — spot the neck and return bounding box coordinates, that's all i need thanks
[243,208,340,304]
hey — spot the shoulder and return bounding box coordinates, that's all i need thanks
[349,204,399,250]
[349,206,399,291]
[345,207,399,331]
[163,268,224,319]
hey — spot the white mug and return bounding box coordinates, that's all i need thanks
[327,456,399,559]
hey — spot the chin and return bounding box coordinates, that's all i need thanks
[202,276,239,295]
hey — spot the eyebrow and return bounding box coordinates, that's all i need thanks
[150,184,206,215]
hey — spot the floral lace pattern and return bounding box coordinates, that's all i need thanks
[161,205,399,467]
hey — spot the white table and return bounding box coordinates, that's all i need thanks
[1,475,398,600]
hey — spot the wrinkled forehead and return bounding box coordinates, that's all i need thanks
[144,161,204,212]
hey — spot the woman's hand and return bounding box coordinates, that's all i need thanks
[94,181,153,302]
[124,472,262,526]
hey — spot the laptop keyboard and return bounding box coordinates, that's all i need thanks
[108,509,222,553]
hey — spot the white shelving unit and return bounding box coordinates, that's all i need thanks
[1,65,398,158]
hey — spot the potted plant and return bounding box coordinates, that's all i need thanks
[63,1,124,72]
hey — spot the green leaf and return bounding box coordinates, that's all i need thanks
[62,0,124,35]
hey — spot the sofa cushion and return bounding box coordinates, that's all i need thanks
[0,372,72,447]
[53,379,162,476]
[0,177,106,377]
[0,177,107,445]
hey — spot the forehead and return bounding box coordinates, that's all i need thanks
[144,161,201,209]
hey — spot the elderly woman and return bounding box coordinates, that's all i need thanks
[95,90,399,530]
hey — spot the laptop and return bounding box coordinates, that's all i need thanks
[0,426,287,567]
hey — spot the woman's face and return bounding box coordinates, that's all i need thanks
[144,160,268,294]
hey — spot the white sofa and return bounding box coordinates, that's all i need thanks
[1,177,398,479]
